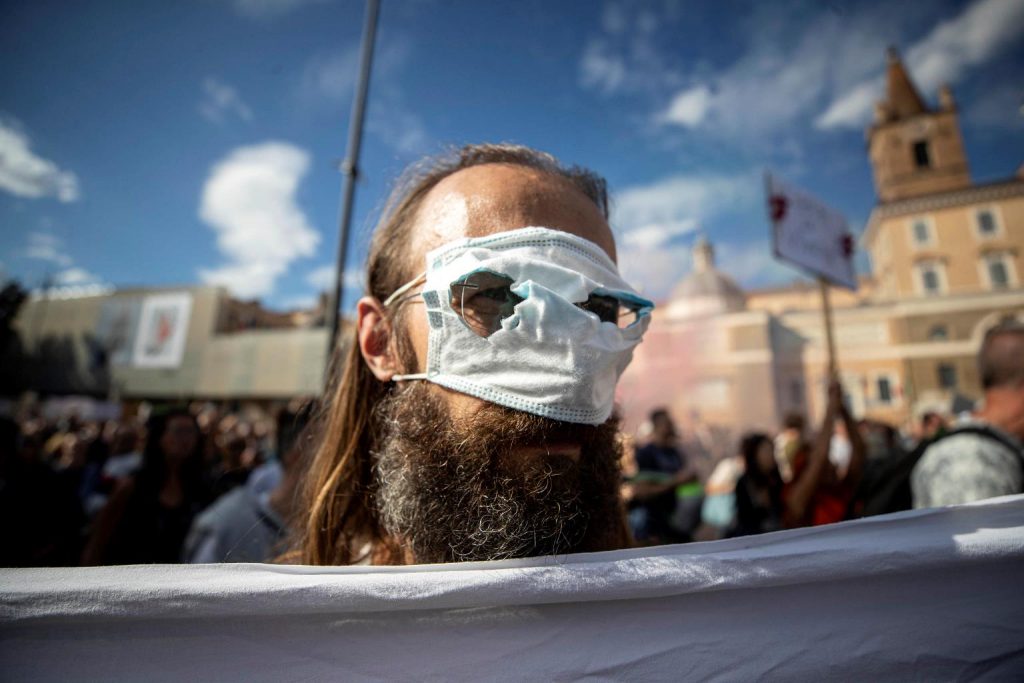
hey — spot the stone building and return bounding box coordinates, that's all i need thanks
[8,285,331,404]
[617,50,1024,437]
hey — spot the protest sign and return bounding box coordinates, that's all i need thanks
[766,173,859,372]
[766,172,857,290]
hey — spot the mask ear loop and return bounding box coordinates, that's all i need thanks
[383,271,427,307]
[382,271,431,382]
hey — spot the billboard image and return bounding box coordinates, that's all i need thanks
[132,293,193,368]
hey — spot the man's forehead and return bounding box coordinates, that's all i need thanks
[409,163,617,264]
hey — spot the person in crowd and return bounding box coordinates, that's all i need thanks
[630,409,697,543]
[700,449,745,535]
[912,322,1024,508]
[859,419,903,462]
[82,408,210,565]
[730,379,865,537]
[774,412,805,482]
[101,422,142,481]
[0,417,84,566]
[730,433,783,536]
[292,143,654,565]
[208,430,251,498]
[785,379,866,527]
[184,405,314,563]
[918,411,946,442]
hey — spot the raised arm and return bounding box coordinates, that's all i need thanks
[785,379,841,524]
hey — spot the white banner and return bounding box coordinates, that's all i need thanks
[132,292,192,368]
[3,496,1023,680]
[767,172,858,290]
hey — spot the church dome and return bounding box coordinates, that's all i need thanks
[664,237,746,319]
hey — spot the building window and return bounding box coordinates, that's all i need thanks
[916,260,946,295]
[928,324,948,341]
[938,363,957,389]
[908,216,934,248]
[876,377,893,404]
[989,259,1009,288]
[977,209,997,236]
[913,140,931,168]
[980,251,1017,290]
[913,220,930,244]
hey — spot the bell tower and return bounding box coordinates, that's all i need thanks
[866,48,971,202]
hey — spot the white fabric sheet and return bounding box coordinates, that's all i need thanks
[3,495,1024,681]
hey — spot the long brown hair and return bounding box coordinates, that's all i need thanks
[295,143,610,565]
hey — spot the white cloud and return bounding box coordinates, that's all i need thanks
[299,47,360,103]
[816,0,1024,129]
[53,267,102,286]
[229,0,327,20]
[367,106,429,155]
[601,2,628,35]
[655,25,844,138]
[199,142,320,299]
[815,80,882,130]
[0,119,80,202]
[716,240,802,287]
[579,40,628,94]
[965,84,1024,129]
[620,220,698,250]
[589,2,1012,143]
[198,77,253,124]
[660,85,712,127]
[612,173,757,299]
[24,231,73,266]
[305,264,364,292]
[298,42,431,155]
[613,174,755,236]
[19,231,108,287]
[619,243,692,301]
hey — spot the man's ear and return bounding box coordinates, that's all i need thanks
[357,296,401,382]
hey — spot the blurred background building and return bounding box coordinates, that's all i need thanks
[618,51,1024,433]
[5,285,330,414]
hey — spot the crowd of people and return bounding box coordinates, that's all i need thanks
[0,401,312,567]
[3,333,1019,568]
[625,320,1024,544]
[625,380,892,544]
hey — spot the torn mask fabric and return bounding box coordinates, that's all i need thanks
[390,227,653,425]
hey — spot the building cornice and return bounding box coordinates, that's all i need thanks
[863,178,1024,247]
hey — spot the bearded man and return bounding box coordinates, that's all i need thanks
[295,143,653,565]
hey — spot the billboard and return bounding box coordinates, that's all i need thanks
[132,292,192,368]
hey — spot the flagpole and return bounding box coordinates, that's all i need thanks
[324,0,381,388]
[818,276,837,378]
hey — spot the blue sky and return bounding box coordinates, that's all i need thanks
[2,0,1022,311]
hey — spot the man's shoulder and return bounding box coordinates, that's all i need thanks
[194,486,255,532]
[914,423,1024,508]
[922,423,1022,463]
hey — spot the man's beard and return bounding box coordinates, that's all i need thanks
[372,382,626,563]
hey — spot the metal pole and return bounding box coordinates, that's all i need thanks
[818,277,837,378]
[324,0,381,385]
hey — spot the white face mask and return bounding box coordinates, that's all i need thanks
[385,227,654,425]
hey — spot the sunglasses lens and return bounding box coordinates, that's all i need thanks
[450,271,524,337]
[578,293,640,329]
